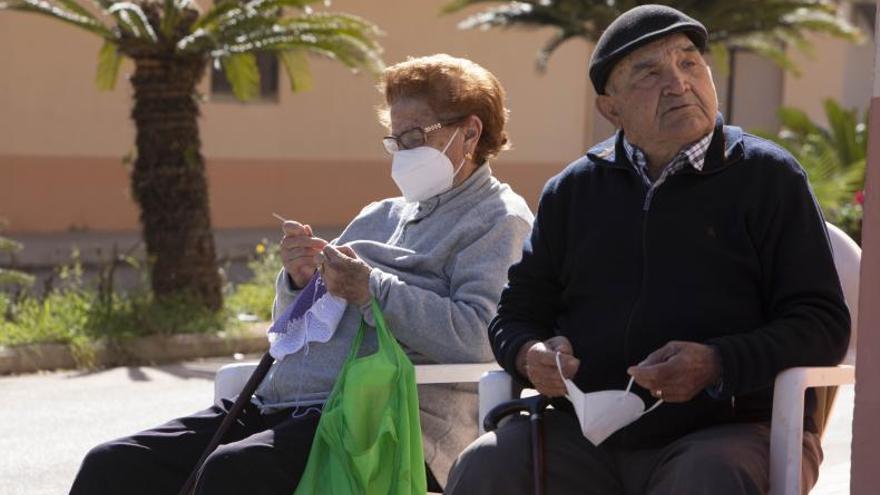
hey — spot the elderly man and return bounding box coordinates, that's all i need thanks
[445,4,850,495]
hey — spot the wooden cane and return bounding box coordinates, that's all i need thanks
[177,352,275,495]
[529,396,547,495]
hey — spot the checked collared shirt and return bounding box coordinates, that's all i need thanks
[622,131,714,210]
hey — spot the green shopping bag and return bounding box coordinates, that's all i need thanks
[294,298,427,495]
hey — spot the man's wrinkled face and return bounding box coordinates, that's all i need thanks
[597,33,718,153]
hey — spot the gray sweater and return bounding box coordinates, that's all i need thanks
[254,165,533,481]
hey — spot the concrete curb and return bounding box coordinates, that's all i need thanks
[0,323,270,375]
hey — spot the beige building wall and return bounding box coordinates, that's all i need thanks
[1,1,874,235]
[0,1,592,234]
[783,23,876,126]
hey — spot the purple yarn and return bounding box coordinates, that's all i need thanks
[268,273,327,335]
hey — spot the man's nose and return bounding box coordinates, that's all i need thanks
[661,67,689,95]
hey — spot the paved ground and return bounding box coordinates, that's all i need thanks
[0,356,247,495]
[0,361,855,495]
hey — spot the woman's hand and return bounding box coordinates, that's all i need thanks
[280,220,328,288]
[318,245,372,305]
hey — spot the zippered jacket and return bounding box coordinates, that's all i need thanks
[489,116,851,448]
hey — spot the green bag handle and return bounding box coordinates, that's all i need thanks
[322,298,403,410]
[339,298,400,366]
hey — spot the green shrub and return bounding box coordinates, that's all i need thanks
[1,238,282,369]
[226,240,280,321]
[0,251,230,363]
[754,99,866,244]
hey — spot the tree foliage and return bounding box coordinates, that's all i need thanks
[442,1,861,73]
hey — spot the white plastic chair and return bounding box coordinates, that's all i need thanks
[476,222,861,495]
[768,223,859,495]
[214,362,503,435]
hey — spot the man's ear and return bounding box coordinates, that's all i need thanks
[596,95,621,128]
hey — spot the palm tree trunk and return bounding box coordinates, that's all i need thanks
[128,53,222,310]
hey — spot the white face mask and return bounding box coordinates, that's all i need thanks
[555,352,663,446]
[391,127,467,202]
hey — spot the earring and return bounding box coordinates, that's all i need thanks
[465,151,474,160]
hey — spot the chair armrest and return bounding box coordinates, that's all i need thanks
[214,362,260,404]
[414,363,501,384]
[478,370,517,435]
[769,365,855,495]
[214,362,502,403]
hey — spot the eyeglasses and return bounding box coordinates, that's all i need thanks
[382,116,466,154]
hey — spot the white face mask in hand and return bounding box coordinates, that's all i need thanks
[391,127,466,202]
[555,352,663,446]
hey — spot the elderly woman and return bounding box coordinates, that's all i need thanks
[69,53,533,495]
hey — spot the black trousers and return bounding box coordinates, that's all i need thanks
[68,399,321,495]
[446,410,823,495]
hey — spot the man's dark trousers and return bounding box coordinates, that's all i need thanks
[446,409,823,495]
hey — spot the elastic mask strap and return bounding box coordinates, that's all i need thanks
[644,398,664,414]
[555,352,566,383]
[442,127,468,184]
[451,157,466,180]
[626,375,663,414]
[440,127,460,154]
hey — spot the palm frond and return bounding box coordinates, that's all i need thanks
[278,48,313,92]
[441,0,498,14]
[214,29,383,74]
[107,2,158,42]
[781,8,864,43]
[96,40,122,90]
[535,29,579,72]
[1,0,114,38]
[760,98,867,218]
[53,0,98,23]
[159,0,179,38]
[823,99,865,167]
[193,0,320,33]
[202,11,383,78]
[221,52,260,100]
[726,33,799,75]
[442,0,862,74]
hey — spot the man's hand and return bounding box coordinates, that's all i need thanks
[627,341,722,403]
[318,245,372,306]
[280,221,328,289]
[515,336,581,397]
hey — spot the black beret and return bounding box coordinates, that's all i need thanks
[589,4,708,95]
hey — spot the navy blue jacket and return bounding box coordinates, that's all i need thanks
[490,116,851,448]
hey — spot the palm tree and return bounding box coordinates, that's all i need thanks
[754,99,867,243]
[0,0,384,310]
[442,0,860,121]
